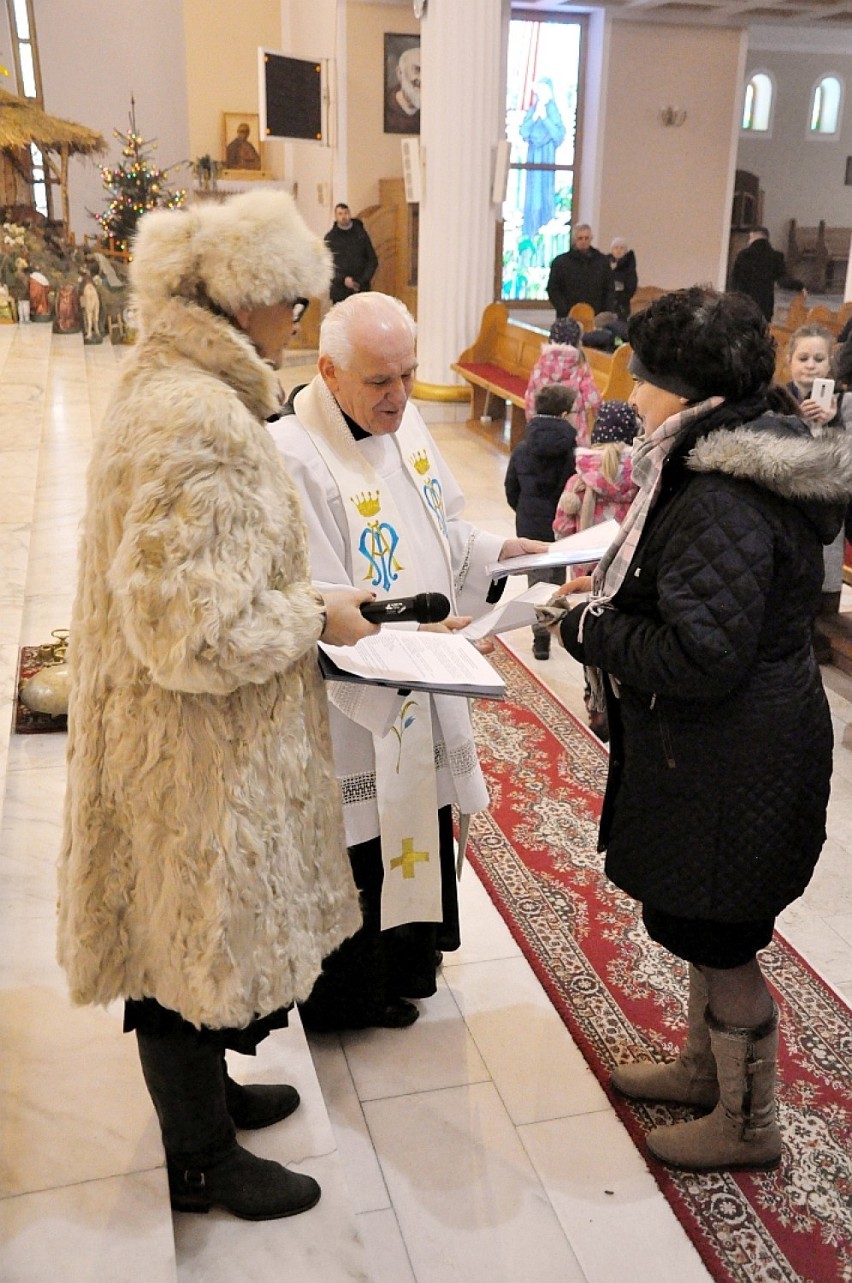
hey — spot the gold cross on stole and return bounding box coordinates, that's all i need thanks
[390,837,430,879]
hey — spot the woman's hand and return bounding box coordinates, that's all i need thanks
[319,588,379,647]
[799,396,837,426]
[558,574,593,595]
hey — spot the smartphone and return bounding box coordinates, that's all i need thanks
[811,377,835,411]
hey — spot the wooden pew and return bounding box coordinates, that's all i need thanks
[452,302,633,450]
[451,303,547,449]
[585,342,633,402]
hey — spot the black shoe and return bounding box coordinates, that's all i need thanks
[224,1073,300,1131]
[435,951,444,968]
[376,998,420,1028]
[301,997,419,1033]
[168,1142,320,1220]
[532,636,550,661]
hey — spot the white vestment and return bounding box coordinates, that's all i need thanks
[269,377,503,852]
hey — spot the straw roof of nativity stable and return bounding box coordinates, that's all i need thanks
[0,86,105,155]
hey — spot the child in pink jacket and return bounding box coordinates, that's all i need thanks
[553,399,639,740]
[524,317,601,446]
[553,399,639,549]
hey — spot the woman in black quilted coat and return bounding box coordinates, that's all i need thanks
[559,288,852,1173]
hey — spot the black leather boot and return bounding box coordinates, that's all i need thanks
[222,1058,301,1131]
[136,1027,320,1219]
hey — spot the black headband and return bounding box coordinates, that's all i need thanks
[628,352,705,402]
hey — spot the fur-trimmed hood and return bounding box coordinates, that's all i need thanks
[688,414,852,542]
[575,444,635,500]
[525,413,577,460]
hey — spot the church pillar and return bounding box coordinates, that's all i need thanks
[413,0,509,396]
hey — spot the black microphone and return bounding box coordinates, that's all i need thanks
[360,592,451,624]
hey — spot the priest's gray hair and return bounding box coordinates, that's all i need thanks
[320,292,417,369]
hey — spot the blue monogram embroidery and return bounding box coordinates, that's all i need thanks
[359,520,402,591]
[423,477,448,538]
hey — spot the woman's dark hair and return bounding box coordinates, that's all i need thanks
[627,287,777,401]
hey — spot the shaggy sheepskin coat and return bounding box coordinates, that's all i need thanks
[561,410,852,923]
[57,300,361,1029]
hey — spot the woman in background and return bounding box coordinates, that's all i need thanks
[786,323,852,657]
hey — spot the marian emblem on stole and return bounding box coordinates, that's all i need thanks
[352,490,403,591]
[410,450,448,538]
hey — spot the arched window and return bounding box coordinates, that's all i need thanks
[741,72,774,134]
[809,75,843,137]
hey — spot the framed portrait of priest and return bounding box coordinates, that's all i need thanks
[384,34,420,135]
[222,113,262,171]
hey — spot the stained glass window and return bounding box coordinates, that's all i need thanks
[502,17,583,302]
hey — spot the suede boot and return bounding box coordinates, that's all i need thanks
[136,1028,320,1219]
[532,628,551,661]
[646,1003,782,1171]
[222,1058,300,1131]
[611,966,719,1109]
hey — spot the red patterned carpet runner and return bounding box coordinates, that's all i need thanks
[469,644,851,1283]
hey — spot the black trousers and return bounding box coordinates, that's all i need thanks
[299,805,459,1027]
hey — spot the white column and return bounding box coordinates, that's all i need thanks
[415,0,509,392]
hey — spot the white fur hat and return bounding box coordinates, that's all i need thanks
[130,189,331,319]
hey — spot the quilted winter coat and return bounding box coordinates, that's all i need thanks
[561,411,852,922]
[57,300,361,1029]
[523,344,601,443]
[553,445,637,539]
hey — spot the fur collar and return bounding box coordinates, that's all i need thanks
[687,417,852,506]
[141,298,282,422]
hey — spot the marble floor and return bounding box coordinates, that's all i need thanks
[1,327,850,1282]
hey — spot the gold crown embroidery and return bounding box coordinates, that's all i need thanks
[410,450,430,475]
[352,490,381,517]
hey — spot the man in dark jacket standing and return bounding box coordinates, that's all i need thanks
[730,227,786,321]
[547,224,616,318]
[324,203,379,304]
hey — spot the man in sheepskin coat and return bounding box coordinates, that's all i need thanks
[57,191,378,1221]
[272,293,547,1032]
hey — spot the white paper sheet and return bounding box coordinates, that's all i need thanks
[460,581,555,641]
[319,630,505,697]
[486,518,620,579]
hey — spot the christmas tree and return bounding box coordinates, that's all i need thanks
[93,97,185,252]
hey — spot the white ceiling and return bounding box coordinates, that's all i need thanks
[362,1,852,38]
[514,0,852,28]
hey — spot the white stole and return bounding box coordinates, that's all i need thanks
[295,379,451,929]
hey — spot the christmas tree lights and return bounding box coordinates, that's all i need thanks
[92,97,185,252]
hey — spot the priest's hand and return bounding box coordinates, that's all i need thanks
[498,537,549,560]
[419,614,473,634]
